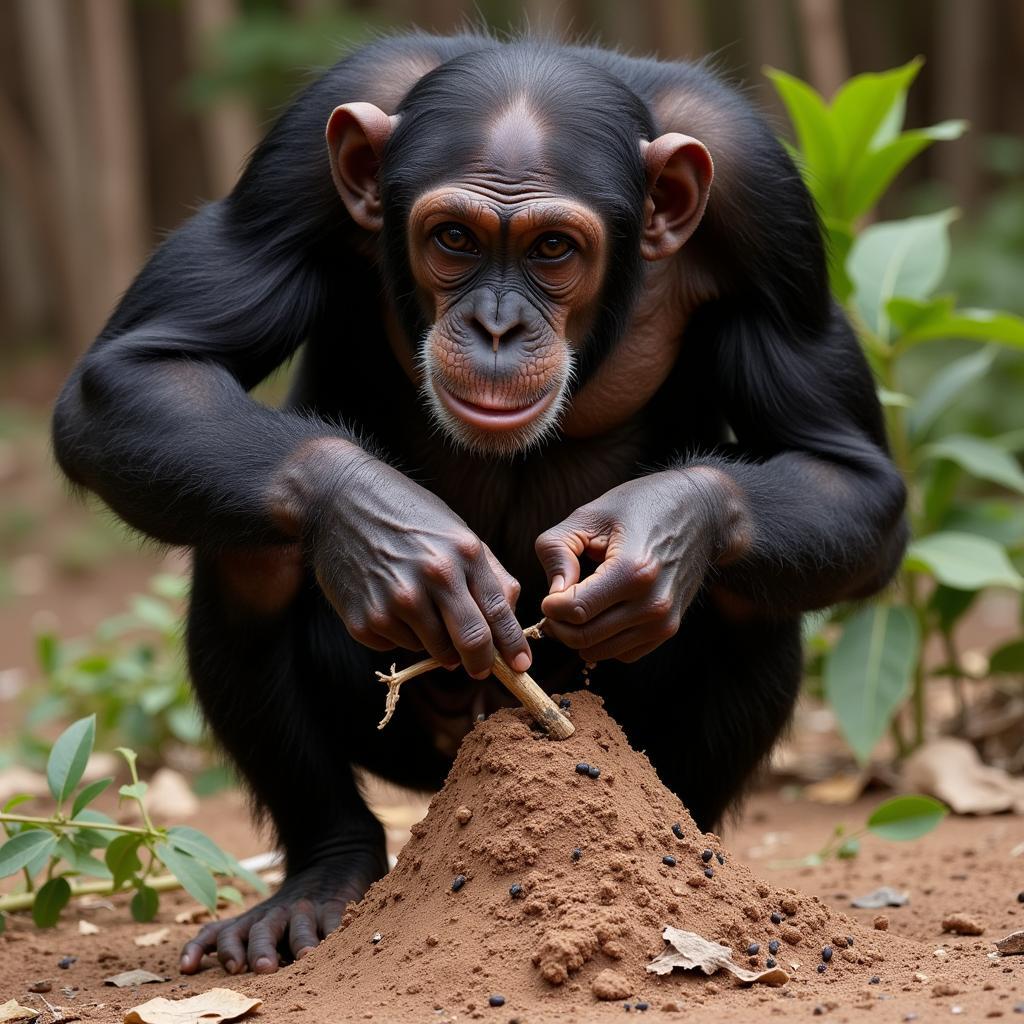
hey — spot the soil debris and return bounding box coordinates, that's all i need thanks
[941,912,986,936]
[246,692,916,1021]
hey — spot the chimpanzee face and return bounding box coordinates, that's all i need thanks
[405,179,608,456]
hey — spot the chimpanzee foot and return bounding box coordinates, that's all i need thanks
[179,847,388,975]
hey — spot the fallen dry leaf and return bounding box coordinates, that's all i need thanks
[0,1001,39,1023]
[146,769,199,821]
[995,929,1024,955]
[174,907,210,925]
[123,988,261,1024]
[78,920,101,935]
[902,737,1024,814]
[647,927,789,986]
[104,970,167,988]
[803,770,869,805]
[851,886,909,909]
[133,928,170,947]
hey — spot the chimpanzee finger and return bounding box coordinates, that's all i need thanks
[579,619,679,663]
[216,917,253,975]
[393,592,460,669]
[362,605,423,652]
[345,616,406,653]
[180,920,227,974]
[288,900,320,960]
[541,600,640,651]
[468,559,531,673]
[542,552,654,624]
[247,905,290,973]
[317,896,348,938]
[434,578,496,679]
[482,544,521,611]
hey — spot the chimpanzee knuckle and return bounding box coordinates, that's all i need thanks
[423,555,455,586]
[534,528,562,557]
[480,590,511,623]
[654,617,681,643]
[365,607,392,635]
[454,533,483,562]
[629,558,661,587]
[645,593,675,620]
[390,584,419,611]
[456,618,492,654]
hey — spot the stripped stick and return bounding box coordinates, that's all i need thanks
[376,620,574,738]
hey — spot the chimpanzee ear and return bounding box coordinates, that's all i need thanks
[326,102,399,232]
[639,133,713,262]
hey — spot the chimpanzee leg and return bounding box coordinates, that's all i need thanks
[179,548,392,976]
[593,597,803,832]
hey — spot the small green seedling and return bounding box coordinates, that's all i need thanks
[0,715,265,932]
[779,794,947,868]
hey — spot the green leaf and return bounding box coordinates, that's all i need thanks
[928,585,977,633]
[921,434,1024,495]
[849,210,957,339]
[943,499,1024,549]
[823,605,920,765]
[55,837,111,880]
[842,121,966,221]
[33,876,72,927]
[130,595,179,632]
[131,884,159,922]
[765,66,838,205]
[909,346,997,439]
[166,826,231,872]
[906,531,1023,590]
[866,794,947,841]
[877,387,914,408]
[830,58,922,167]
[871,90,907,148]
[154,843,218,911]
[151,573,189,600]
[36,632,59,674]
[118,782,148,802]
[989,639,1024,674]
[105,834,144,890]
[824,219,855,303]
[889,296,1024,350]
[71,777,114,819]
[46,715,96,806]
[0,829,57,877]
[167,704,205,745]
[217,885,243,906]
[3,794,34,814]
[837,837,860,859]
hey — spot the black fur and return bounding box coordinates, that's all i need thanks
[53,33,905,910]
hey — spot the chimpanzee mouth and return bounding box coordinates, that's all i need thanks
[435,384,558,432]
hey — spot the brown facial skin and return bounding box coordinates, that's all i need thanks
[406,184,608,455]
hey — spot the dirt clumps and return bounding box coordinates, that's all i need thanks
[248,691,922,1022]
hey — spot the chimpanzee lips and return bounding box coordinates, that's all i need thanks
[436,383,557,432]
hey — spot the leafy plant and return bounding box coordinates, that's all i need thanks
[0,716,265,932]
[787,794,947,867]
[769,60,1024,762]
[19,575,205,770]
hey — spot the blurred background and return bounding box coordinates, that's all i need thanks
[0,0,1022,784]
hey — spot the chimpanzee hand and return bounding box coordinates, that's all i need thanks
[535,468,734,663]
[308,453,531,678]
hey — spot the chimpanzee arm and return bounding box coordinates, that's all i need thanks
[682,302,908,615]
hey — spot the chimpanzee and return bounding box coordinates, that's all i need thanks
[53,32,907,975]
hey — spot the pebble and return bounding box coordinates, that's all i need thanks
[571,847,582,862]
[766,958,777,968]
[671,823,684,841]
[28,981,52,993]
[635,1002,649,1012]
[559,698,571,709]
[822,946,833,963]
[817,964,827,974]
[663,855,676,867]
[874,915,889,930]
[701,849,713,863]
[488,995,505,1007]
[588,766,601,779]
[747,942,760,956]
[771,912,784,925]
[57,957,76,970]
[1014,1004,1024,1014]
[813,1007,826,1017]
[575,763,591,775]
[1017,892,1024,904]
[769,940,780,955]
[716,853,725,865]
[904,1015,919,1022]
[509,884,523,899]
[371,932,382,944]
[870,976,881,985]
[451,875,467,892]
[846,935,854,947]
[704,867,714,879]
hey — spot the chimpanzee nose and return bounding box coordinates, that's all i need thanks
[466,295,527,352]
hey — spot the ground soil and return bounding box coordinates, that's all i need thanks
[1,695,1020,1024]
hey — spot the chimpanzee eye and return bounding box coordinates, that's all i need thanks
[434,224,479,255]
[530,234,575,261]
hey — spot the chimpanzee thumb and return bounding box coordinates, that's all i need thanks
[535,520,586,595]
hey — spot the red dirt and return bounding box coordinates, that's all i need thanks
[1,694,1021,1022]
